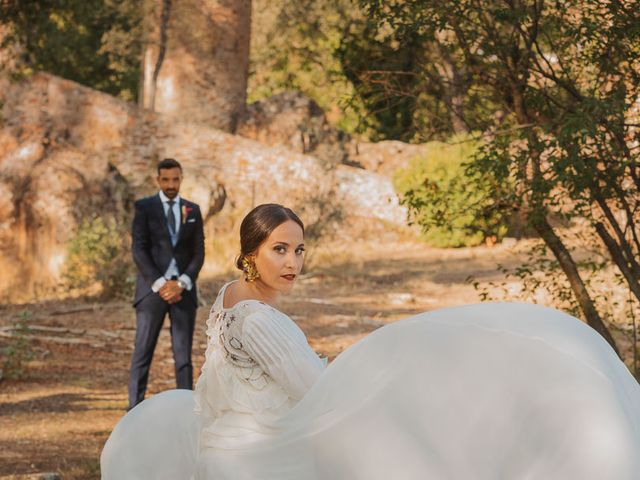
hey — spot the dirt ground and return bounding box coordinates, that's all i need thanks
[0,239,633,479]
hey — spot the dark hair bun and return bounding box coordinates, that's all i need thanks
[235,254,244,271]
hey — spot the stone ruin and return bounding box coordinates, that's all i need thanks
[0,73,426,300]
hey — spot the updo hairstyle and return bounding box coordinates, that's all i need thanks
[235,204,305,271]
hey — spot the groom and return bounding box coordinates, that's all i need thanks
[128,158,205,410]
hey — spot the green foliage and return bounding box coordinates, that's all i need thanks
[1,311,35,381]
[468,230,640,377]
[2,0,142,101]
[3,0,492,140]
[469,241,585,318]
[394,135,510,247]
[362,0,640,356]
[250,0,367,135]
[337,18,494,142]
[63,216,134,299]
[361,0,640,225]
[250,0,493,141]
[336,21,423,142]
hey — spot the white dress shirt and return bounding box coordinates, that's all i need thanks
[151,191,193,293]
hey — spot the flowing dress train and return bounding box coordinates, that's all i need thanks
[101,290,640,479]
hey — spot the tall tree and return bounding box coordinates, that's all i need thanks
[249,0,364,134]
[249,0,484,141]
[363,0,640,356]
[141,0,251,131]
[0,0,142,101]
[338,19,483,141]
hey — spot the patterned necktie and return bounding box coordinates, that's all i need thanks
[167,200,176,236]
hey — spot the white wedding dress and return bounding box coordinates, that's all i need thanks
[101,282,640,479]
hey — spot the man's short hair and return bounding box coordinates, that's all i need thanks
[157,158,182,175]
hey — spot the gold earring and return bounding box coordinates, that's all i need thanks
[242,256,260,282]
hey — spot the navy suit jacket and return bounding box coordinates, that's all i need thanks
[131,194,205,307]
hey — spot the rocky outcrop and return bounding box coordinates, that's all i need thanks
[237,91,349,167]
[238,92,431,176]
[0,73,405,300]
[346,140,431,176]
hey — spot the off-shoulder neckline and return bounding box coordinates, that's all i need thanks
[218,281,278,312]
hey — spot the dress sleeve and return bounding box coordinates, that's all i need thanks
[243,309,325,400]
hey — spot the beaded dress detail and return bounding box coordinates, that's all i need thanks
[193,281,326,452]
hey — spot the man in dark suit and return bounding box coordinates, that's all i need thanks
[128,158,205,410]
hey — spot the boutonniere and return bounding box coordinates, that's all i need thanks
[181,205,193,224]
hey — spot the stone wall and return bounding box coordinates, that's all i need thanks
[237,91,431,176]
[0,73,405,300]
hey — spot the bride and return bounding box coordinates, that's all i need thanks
[101,204,640,479]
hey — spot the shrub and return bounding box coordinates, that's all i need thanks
[393,134,511,248]
[63,216,135,299]
[0,311,35,381]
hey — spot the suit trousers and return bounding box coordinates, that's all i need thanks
[128,292,197,409]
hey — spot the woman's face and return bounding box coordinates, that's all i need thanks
[252,220,305,294]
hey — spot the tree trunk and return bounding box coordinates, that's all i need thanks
[0,24,23,78]
[141,0,252,132]
[435,38,469,134]
[533,216,620,355]
[596,222,640,304]
[444,59,469,135]
[594,191,640,280]
[508,77,620,355]
[143,0,172,112]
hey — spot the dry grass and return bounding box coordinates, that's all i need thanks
[0,236,635,479]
